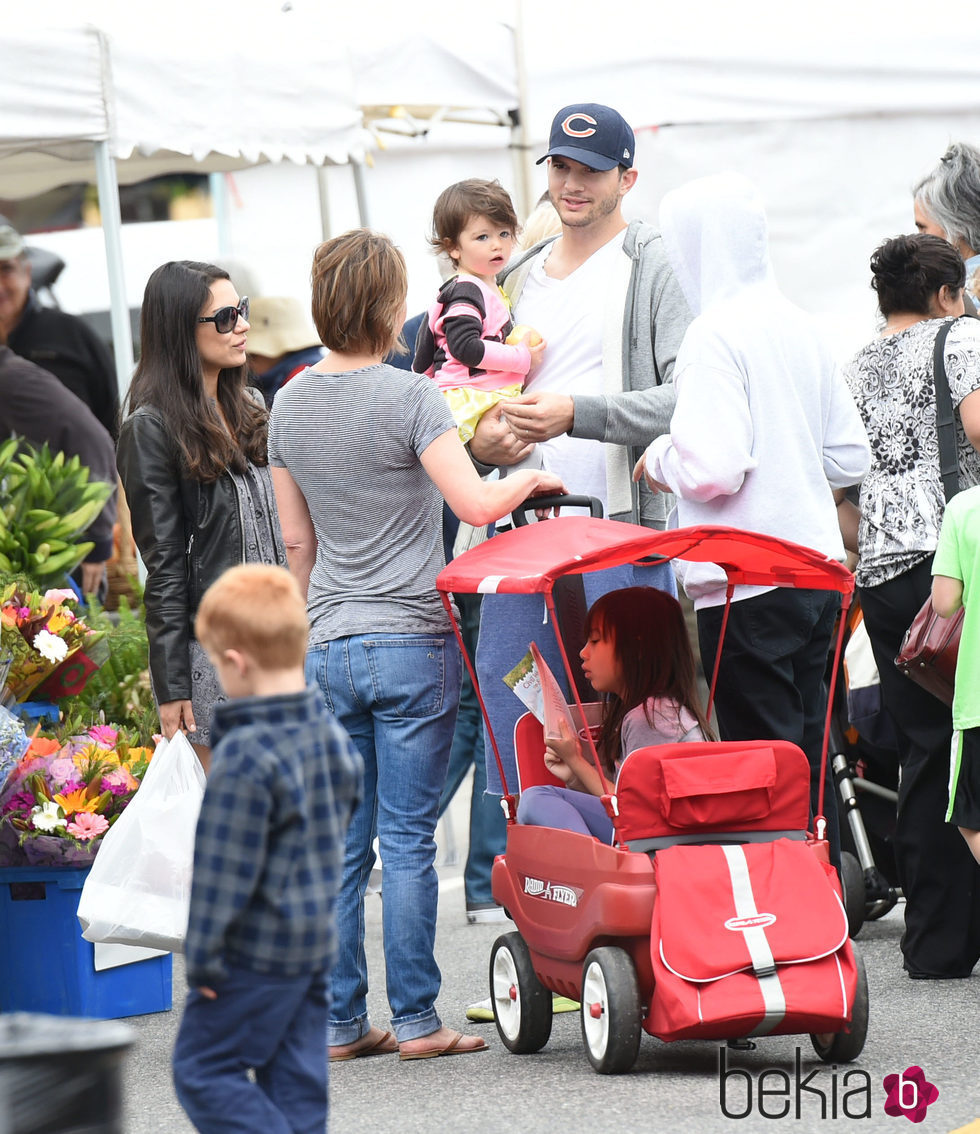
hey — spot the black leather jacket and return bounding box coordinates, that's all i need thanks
[116,406,251,704]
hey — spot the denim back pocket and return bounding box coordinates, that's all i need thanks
[362,636,449,719]
[304,644,334,714]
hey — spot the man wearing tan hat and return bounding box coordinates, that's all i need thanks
[0,216,119,439]
[245,295,324,407]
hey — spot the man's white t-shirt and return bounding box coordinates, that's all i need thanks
[515,232,625,511]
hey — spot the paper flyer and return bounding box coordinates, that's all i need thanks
[502,642,577,741]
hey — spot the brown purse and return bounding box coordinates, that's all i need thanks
[895,602,963,705]
[893,317,964,704]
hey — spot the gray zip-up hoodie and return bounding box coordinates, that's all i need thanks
[499,219,693,528]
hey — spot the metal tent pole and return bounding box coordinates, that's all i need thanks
[93,139,134,401]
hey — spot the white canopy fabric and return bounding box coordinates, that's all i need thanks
[0,11,365,396]
[0,14,365,201]
[0,26,110,164]
[517,5,980,138]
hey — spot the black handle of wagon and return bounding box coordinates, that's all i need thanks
[511,494,604,527]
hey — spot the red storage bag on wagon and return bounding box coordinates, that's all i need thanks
[647,840,856,1041]
[615,740,811,847]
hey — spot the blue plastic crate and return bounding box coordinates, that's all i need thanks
[0,866,172,1019]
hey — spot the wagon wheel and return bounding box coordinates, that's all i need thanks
[811,949,869,1063]
[580,946,642,1074]
[489,932,553,1054]
[840,851,866,938]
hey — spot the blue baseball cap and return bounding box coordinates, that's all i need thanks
[536,103,635,172]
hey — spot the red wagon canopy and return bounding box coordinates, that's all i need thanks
[436,520,854,598]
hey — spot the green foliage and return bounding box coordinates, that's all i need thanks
[0,436,113,584]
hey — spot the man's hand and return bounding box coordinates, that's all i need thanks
[197,987,218,1000]
[469,405,536,467]
[80,560,107,597]
[632,452,671,494]
[500,392,574,443]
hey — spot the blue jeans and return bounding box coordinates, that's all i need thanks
[306,632,461,1044]
[172,964,328,1134]
[476,561,678,794]
[437,593,506,905]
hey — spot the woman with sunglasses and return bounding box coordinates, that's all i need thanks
[117,261,286,765]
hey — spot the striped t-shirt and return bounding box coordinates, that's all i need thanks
[268,363,456,644]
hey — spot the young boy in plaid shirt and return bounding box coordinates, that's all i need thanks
[172,564,362,1134]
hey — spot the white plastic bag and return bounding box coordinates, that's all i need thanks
[77,731,206,953]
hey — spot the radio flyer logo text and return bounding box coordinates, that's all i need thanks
[521,874,582,908]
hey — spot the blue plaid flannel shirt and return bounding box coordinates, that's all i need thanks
[184,685,363,988]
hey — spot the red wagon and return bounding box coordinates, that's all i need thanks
[436,518,868,1074]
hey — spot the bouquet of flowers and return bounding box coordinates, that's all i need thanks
[0,704,29,790]
[1,584,107,702]
[0,724,154,867]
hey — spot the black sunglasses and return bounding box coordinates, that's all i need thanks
[198,296,249,334]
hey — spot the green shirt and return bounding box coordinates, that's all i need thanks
[933,485,980,728]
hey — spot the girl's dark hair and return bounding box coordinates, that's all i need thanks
[429,179,520,256]
[125,261,268,482]
[583,587,713,777]
[870,233,965,318]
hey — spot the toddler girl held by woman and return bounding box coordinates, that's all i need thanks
[414,179,544,467]
[518,587,711,843]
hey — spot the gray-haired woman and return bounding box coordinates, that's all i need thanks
[914,142,980,308]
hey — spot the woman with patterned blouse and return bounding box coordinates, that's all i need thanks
[845,233,980,980]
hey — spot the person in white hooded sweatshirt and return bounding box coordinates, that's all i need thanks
[636,173,871,865]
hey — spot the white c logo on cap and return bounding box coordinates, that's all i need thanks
[561,113,597,139]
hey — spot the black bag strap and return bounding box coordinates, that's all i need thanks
[932,317,962,503]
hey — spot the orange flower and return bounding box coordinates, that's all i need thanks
[27,737,61,757]
[124,747,154,768]
[53,787,101,816]
[45,610,73,634]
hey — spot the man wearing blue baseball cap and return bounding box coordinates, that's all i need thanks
[460,102,693,1019]
[468,102,690,529]
[467,103,693,790]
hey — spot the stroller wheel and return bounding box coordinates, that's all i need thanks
[840,851,866,938]
[580,947,642,1074]
[810,949,869,1063]
[489,932,553,1054]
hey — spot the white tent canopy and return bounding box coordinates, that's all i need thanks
[4,1,980,360]
[0,12,364,395]
[1,16,364,199]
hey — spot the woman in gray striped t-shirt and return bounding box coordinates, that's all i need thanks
[268,229,564,1062]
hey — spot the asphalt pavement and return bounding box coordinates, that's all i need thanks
[121,779,980,1134]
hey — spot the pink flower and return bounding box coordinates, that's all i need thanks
[101,767,137,795]
[16,607,30,619]
[43,589,77,605]
[66,812,109,841]
[1,791,35,818]
[48,757,80,788]
[87,725,118,749]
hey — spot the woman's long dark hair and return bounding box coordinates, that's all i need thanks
[584,587,713,776]
[125,261,268,482]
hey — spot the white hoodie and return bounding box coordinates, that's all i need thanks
[644,173,870,608]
